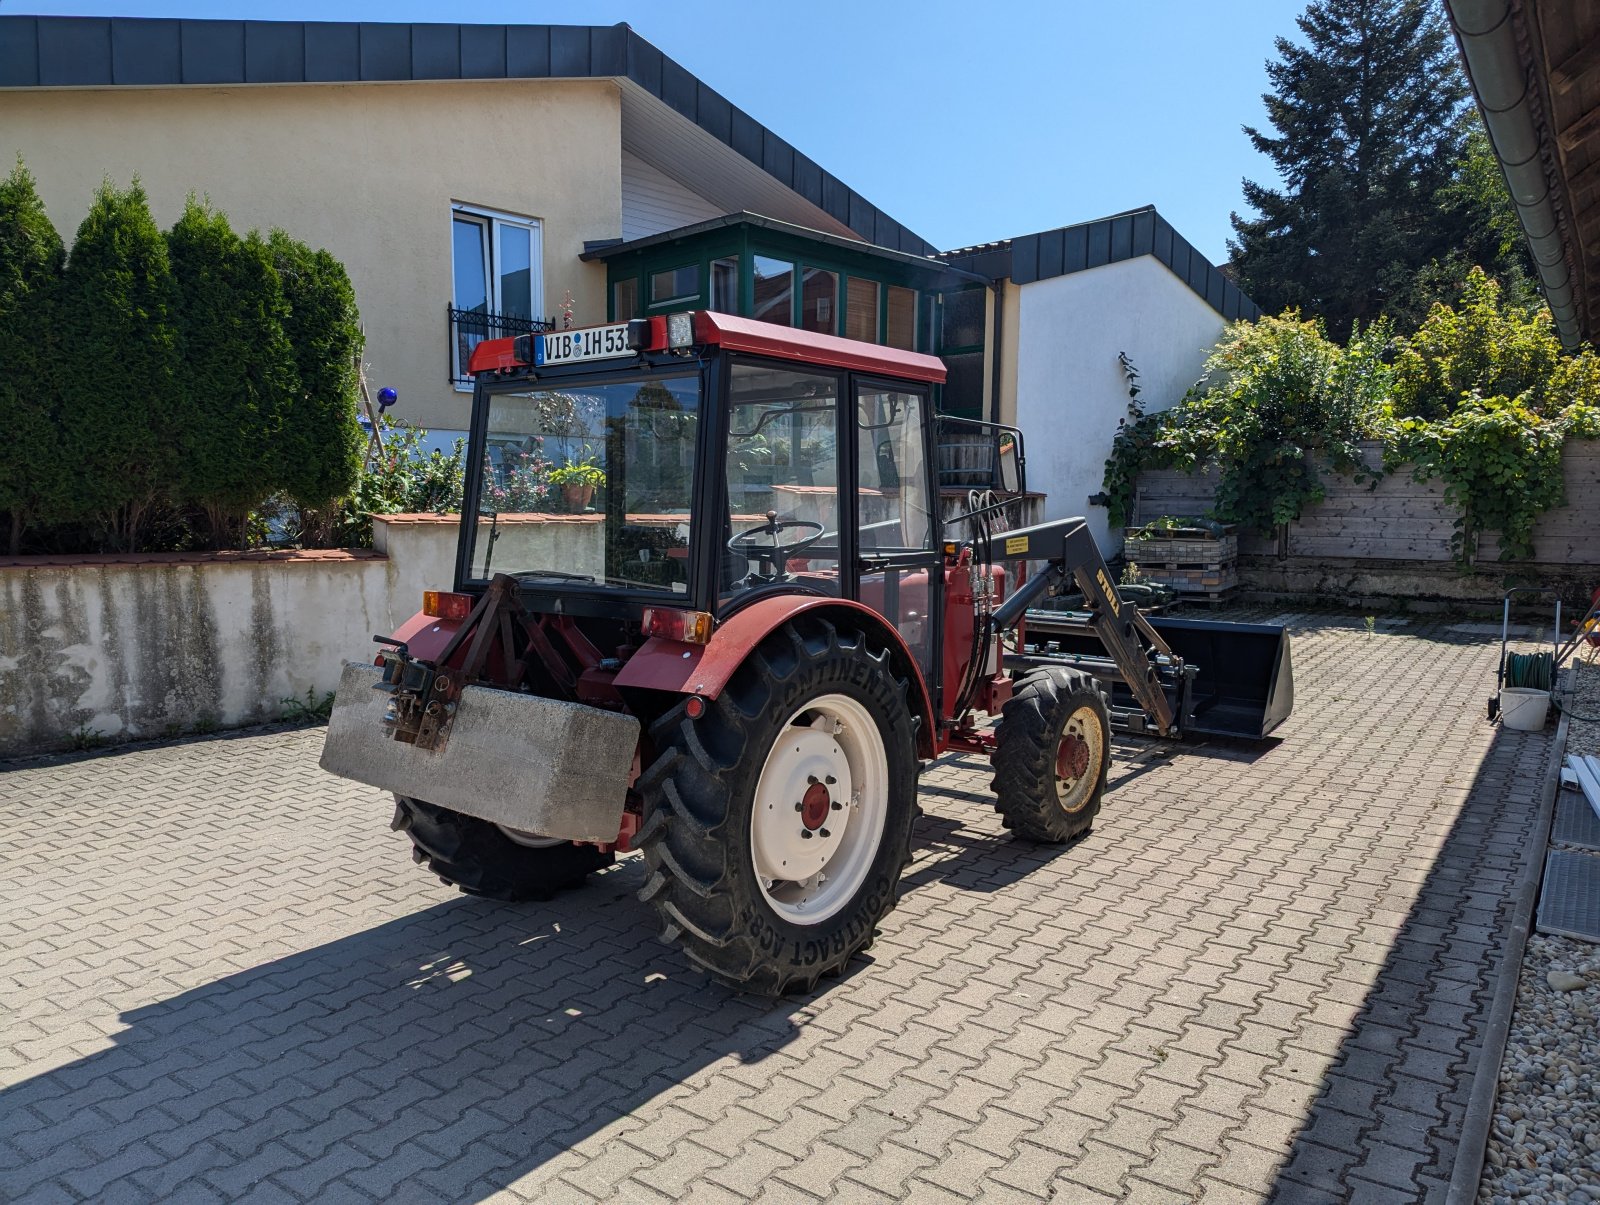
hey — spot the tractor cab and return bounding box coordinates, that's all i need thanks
[456,310,952,706]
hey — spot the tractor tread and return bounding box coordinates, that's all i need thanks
[991,666,1111,844]
[635,616,917,995]
[395,796,613,902]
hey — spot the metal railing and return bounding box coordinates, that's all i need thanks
[936,416,1026,495]
[448,305,555,386]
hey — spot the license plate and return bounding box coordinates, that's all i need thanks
[536,323,633,366]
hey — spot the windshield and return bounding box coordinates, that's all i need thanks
[470,373,701,591]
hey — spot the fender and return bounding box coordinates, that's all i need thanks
[382,609,467,663]
[614,595,938,757]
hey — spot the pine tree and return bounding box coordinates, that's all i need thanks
[58,180,179,551]
[0,158,66,555]
[1229,0,1470,339]
[268,230,363,515]
[167,198,297,548]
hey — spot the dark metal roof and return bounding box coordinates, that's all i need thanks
[0,15,935,257]
[940,206,1260,323]
[580,211,987,286]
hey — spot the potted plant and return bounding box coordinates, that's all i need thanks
[548,457,606,511]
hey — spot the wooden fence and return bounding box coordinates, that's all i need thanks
[1132,439,1599,603]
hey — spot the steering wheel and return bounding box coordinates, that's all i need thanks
[727,510,826,580]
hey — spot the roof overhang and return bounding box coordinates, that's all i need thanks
[0,16,933,256]
[581,211,988,289]
[940,206,1260,323]
[1447,0,1598,348]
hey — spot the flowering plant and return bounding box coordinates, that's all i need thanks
[484,438,555,511]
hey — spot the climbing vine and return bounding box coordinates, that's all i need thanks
[1104,269,1600,565]
[1104,313,1388,531]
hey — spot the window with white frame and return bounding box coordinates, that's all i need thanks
[451,205,543,387]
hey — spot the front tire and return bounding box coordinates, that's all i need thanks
[635,617,918,994]
[991,667,1110,843]
[392,796,613,901]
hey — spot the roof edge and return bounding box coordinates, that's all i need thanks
[942,206,1260,323]
[0,14,935,256]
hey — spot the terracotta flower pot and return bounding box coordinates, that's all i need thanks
[562,483,595,511]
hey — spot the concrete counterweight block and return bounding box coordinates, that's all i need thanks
[320,662,640,843]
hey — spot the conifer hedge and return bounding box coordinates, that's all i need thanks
[0,160,65,555]
[0,163,366,554]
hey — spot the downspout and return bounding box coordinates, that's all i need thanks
[987,279,1005,426]
[1446,0,1582,348]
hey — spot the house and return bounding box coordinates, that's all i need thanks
[1,16,1255,551]
[943,209,1259,551]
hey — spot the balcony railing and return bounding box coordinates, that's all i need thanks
[449,305,555,386]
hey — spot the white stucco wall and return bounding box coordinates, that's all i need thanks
[1013,256,1231,555]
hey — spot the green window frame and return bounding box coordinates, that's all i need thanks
[602,226,936,354]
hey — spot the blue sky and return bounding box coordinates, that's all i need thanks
[3,0,1309,263]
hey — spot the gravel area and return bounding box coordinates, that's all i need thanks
[1479,659,1600,1204]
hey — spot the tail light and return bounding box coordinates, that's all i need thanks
[423,590,474,620]
[641,607,714,644]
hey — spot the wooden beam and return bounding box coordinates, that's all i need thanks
[1558,101,1600,153]
[1552,37,1600,95]
[1567,153,1600,203]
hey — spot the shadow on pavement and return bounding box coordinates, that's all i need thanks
[1262,689,1555,1202]
[0,758,1071,1203]
[0,857,816,1202]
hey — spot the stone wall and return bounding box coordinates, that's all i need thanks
[1131,439,1600,606]
[0,501,1049,756]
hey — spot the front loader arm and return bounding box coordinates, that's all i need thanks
[977,517,1180,735]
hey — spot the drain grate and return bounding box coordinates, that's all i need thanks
[1552,792,1600,850]
[1538,850,1600,942]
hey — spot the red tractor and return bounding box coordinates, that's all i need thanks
[322,311,1292,993]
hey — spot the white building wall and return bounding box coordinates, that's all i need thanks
[620,149,723,241]
[1013,256,1230,556]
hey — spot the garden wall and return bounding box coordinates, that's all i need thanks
[0,516,455,757]
[0,497,1046,756]
[1132,439,1600,605]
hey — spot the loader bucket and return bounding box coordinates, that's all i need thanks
[1148,616,1294,739]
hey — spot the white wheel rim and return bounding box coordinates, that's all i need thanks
[496,826,566,849]
[1054,704,1103,814]
[750,693,888,925]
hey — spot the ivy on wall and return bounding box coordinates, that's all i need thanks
[1105,270,1600,565]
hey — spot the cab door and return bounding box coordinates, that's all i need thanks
[852,379,941,692]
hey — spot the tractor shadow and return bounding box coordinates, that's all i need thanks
[0,859,828,1202]
[2,729,1286,1200]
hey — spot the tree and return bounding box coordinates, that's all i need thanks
[268,230,363,514]
[1229,0,1470,339]
[167,198,297,547]
[0,158,66,555]
[1397,111,1540,325]
[57,180,179,551]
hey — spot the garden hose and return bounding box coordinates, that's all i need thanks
[1504,649,1600,721]
[1504,650,1554,691]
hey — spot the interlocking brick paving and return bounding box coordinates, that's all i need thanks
[0,613,1553,1202]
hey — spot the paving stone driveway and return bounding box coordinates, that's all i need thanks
[0,613,1555,1204]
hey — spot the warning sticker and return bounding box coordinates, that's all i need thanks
[1005,535,1028,556]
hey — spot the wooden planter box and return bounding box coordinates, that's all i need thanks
[1123,525,1239,598]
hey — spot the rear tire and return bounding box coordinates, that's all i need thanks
[635,617,918,994]
[392,796,613,901]
[991,667,1110,843]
